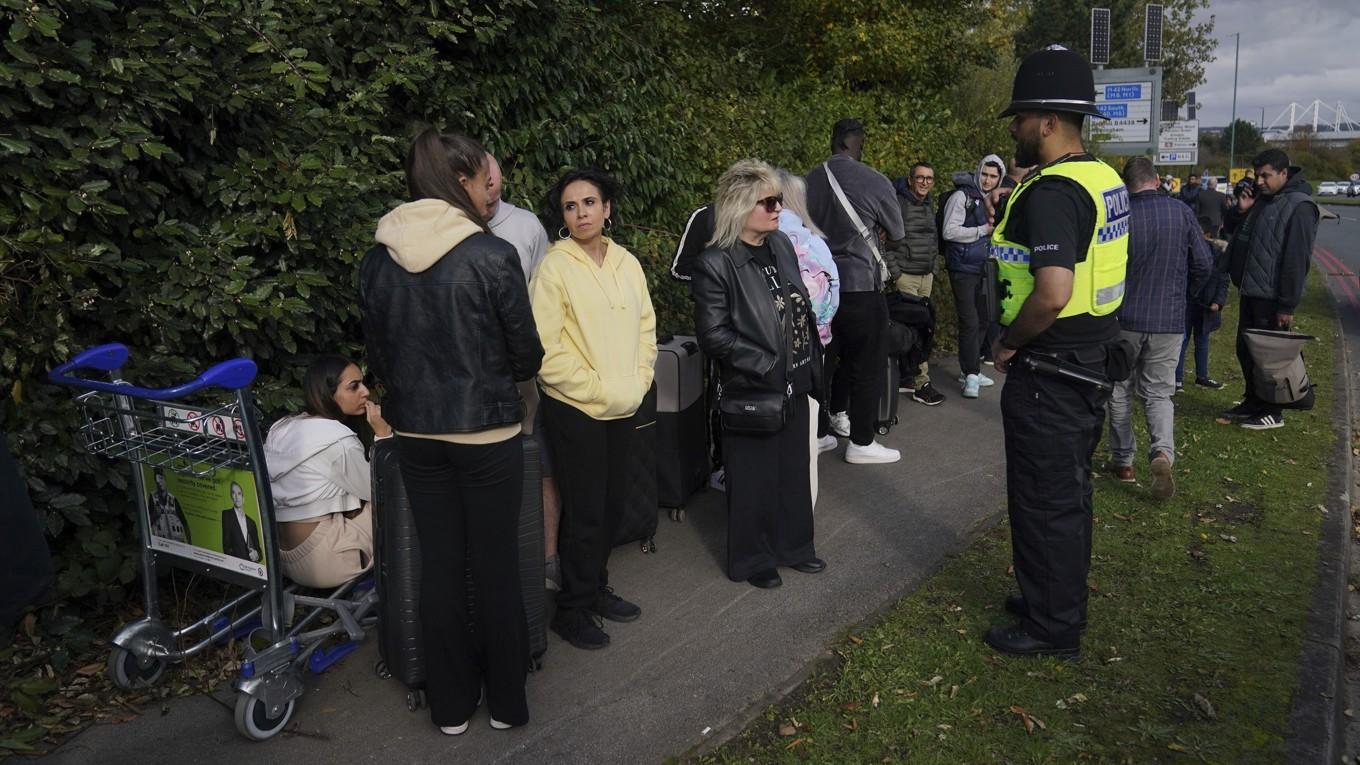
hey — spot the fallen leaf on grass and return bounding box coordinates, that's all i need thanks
[847,634,864,646]
[74,663,103,677]
[779,722,797,737]
[949,685,959,699]
[1219,534,1238,543]
[1167,742,1188,752]
[1112,512,1132,521]
[1215,417,1232,425]
[1009,705,1046,735]
[785,737,807,750]
[1193,693,1216,719]
[841,703,860,712]
[872,693,880,708]
[923,675,944,688]
[843,718,858,732]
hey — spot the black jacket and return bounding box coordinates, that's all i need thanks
[359,232,543,434]
[691,231,820,394]
[887,177,939,277]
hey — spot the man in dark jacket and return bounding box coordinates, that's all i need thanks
[1107,157,1213,500]
[1195,176,1228,237]
[887,162,945,405]
[1221,148,1320,430]
[806,119,907,464]
[1176,172,1202,208]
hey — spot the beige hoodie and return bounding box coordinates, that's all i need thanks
[373,198,521,444]
[375,198,484,273]
[530,236,657,420]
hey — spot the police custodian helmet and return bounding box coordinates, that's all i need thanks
[999,45,1108,120]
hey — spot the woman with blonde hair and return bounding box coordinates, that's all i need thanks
[692,159,824,589]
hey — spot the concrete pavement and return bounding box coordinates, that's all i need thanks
[40,359,1010,765]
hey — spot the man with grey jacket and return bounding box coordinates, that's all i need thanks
[1221,148,1320,431]
[806,119,907,464]
[888,162,946,405]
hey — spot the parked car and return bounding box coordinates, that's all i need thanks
[1317,181,1340,196]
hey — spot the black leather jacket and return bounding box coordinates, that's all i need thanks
[691,231,821,394]
[359,233,543,433]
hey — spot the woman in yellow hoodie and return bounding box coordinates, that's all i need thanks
[531,168,657,651]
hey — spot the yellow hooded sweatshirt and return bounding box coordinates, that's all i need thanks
[530,236,657,420]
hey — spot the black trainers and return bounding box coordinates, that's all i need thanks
[1220,401,1258,419]
[1241,412,1284,430]
[552,608,610,650]
[1194,377,1224,389]
[911,382,945,406]
[593,586,641,623]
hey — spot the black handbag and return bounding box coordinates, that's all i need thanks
[717,265,794,436]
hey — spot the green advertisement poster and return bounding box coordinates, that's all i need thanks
[141,464,268,581]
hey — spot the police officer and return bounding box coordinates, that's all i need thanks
[985,46,1130,658]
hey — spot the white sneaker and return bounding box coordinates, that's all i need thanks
[844,440,901,464]
[490,718,513,730]
[828,411,850,438]
[957,373,994,387]
[440,721,469,736]
[962,374,981,399]
[815,434,838,454]
[709,468,726,492]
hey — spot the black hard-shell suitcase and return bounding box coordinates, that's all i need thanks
[876,356,901,436]
[614,385,659,552]
[654,335,708,521]
[371,437,547,712]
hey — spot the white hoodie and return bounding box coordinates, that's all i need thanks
[264,415,371,523]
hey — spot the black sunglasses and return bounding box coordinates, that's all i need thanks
[755,195,784,213]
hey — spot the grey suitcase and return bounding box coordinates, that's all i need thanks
[654,335,708,521]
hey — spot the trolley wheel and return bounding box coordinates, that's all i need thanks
[640,537,657,554]
[876,425,889,436]
[233,691,296,741]
[375,660,392,680]
[107,646,167,690]
[669,507,686,523]
[406,689,425,712]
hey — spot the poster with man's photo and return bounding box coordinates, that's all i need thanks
[140,465,268,581]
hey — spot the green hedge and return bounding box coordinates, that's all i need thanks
[1,0,1012,604]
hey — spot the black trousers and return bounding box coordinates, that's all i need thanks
[541,395,635,612]
[1000,350,1109,644]
[1235,296,1283,418]
[950,271,989,377]
[722,393,816,581]
[827,291,888,445]
[396,435,528,727]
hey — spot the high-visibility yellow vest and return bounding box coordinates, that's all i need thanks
[989,159,1129,325]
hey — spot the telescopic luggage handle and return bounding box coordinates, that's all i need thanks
[49,343,258,399]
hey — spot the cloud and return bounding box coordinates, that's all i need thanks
[1192,0,1360,128]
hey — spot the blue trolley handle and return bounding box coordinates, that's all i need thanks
[49,343,258,399]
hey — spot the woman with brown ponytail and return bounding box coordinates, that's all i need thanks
[359,129,543,735]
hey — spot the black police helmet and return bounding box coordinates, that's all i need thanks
[999,45,1107,120]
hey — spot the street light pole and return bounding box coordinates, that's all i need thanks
[1228,32,1240,172]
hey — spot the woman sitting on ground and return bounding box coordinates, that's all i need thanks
[265,355,391,589]
[692,159,824,589]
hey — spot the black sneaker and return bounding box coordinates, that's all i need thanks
[1220,401,1258,419]
[552,608,610,650]
[1194,377,1224,389]
[1241,412,1284,430]
[911,382,945,406]
[593,586,641,623]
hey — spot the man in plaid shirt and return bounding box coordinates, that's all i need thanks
[1106,157,1214,500]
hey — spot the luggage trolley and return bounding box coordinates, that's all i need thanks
[49,343,378,741]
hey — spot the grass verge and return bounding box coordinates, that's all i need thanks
[689,269,1340,765]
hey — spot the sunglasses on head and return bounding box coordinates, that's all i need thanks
[755,195,783,213]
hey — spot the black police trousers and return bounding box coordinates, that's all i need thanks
[1000,347,1110,644]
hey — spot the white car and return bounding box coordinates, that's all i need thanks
[1317,181,1340,196]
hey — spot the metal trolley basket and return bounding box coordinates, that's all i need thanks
[49,344,378,741]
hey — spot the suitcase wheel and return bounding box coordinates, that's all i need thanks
[406,689,425,712]
[668,507,686,523]
[876,424,890,436]
[375,660,391,680]
[640,537,657,554]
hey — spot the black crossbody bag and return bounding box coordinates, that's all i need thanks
[717,273,794,435]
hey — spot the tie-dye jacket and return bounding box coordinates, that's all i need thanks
[778,208,840,346]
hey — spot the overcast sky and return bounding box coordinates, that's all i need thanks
[1191,0,1360,129]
